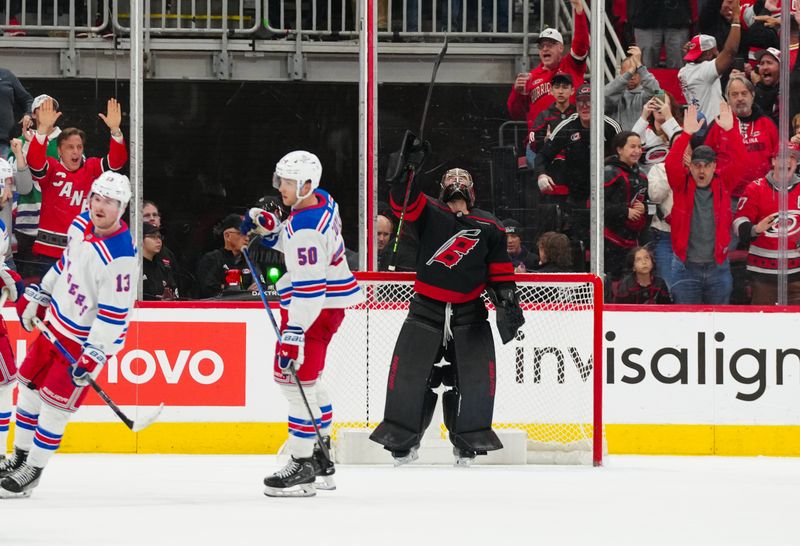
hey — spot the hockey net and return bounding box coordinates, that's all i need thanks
[324,272,604,465]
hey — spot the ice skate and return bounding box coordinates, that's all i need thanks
[312,437,336,491]
[391,445,419,467]
[263,457,316,498]
[0,463,42,498]
[0,448,28,478]
[453,447,477,467]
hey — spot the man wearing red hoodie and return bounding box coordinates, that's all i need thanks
[665,102,747,304]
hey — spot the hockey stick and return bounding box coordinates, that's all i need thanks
[241,246,332,462]
[388,36,448,271]
[32,318,164,432]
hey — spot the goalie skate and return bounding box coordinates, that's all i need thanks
[312,438,336,491]
[263,457,316,498]
[453,447,478,468]
[0,463,42,499]
[392,445,419,467]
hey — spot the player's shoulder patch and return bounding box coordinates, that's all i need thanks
[285,189,336,238]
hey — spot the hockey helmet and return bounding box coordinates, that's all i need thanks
[272,150,322,202]
[439,168,476,207]
[0,158,12,182]
[90,171,132,219]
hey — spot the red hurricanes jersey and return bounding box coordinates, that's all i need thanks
[506,11,589,130]
[733,176,800,275]
[27,133,128,258]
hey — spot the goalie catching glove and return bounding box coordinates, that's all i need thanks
[278,326,305,371]
[15,284,51,332]
[241,208,281,237]
[72,344,106,388]
[489,284,525,344]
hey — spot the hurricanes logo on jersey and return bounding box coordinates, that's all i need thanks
[426,229,481,268]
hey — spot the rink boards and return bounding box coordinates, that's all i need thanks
[2,303,800,456]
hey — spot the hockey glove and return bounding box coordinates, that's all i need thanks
[15,284,51,332]
[242,208,281,237]
[490,284,525,345]
[278,326,305,372]
[71,344,106,388]
[0,267,23,302]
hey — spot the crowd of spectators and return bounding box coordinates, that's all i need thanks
[499,0,800,305]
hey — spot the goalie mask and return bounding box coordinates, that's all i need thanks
[272,150,322,204]
[439,168,475,207]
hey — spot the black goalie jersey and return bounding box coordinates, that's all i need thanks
[390,181,515,303]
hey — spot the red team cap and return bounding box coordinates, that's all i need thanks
[683,34,717,62]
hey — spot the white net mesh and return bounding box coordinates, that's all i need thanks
[324,273,603,464]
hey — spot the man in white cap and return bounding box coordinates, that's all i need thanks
[753,47,780,122]
[507,0,588,134]
[678,0,741,121]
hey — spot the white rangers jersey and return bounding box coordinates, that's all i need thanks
[0,218,9,258]
[261,189,364,331]
[41,212,138,355]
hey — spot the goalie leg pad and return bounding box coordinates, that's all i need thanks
[441,320,503,453]
[370,316,444,452]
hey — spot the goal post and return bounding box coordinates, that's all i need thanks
[325,272,604,466]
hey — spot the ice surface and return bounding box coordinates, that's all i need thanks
[0,454,797,546]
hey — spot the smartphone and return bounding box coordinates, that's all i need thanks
[732,57,746,72]
[653,90,666,105]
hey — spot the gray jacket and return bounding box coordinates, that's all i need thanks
[604,66,661,132]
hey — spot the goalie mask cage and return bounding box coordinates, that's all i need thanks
[324,272,604,466]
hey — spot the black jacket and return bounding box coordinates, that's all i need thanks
[143,254,179,300]
[628,0,691,29]
[534,114,621,205]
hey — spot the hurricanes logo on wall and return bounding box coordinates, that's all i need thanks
[427,229,481,268]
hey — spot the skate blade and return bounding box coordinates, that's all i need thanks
[0,487,32,499]
[393,451,419,467]
[315,475,336,490]
[263,483,316,498]
[454,457,474,468]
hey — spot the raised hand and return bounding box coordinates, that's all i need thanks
[514,73,531,95]
[569,0,584,14]
[10,138,22,157]
[628,45,642,69]
[35,98,61,135]
[716,101,734,131]
[98,98,122,133]
[683,104,703,135]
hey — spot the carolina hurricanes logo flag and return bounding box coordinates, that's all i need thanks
[426,229,481,268]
